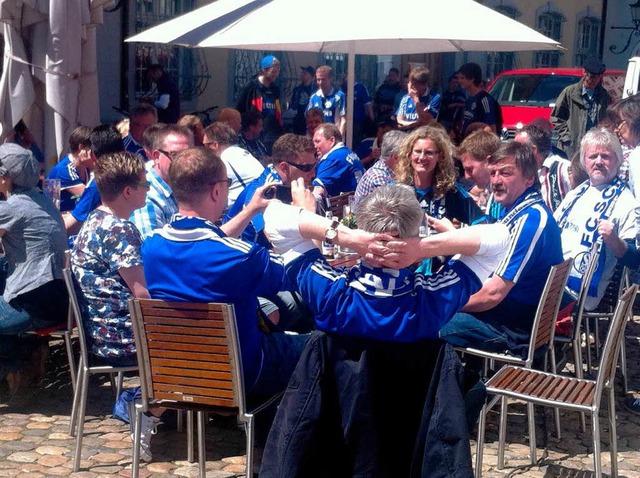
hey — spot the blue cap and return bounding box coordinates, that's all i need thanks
[260,55,278,70]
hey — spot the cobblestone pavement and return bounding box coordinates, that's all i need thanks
[2,315,640,477]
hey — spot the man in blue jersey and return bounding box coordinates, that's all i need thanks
[141,146,308,399]
[263,182,509,342]
[457,62,502,136]
[224,133,316,248]
[289,66,316,135]
[307,66,347,137]
[123,104,157,161]
[47,126,93,212]
[312,123,364,198]
[63,124,125,236]
[395,67,441,131]
[438,141,563,356]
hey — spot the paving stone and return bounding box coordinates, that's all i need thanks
[102,440,130,450]
[0,433,22,441]
[1,441,37,452]
[27,422,53,430]
[48,433,72,440]
[37,455,69,467]
[88,465,122,474]
[35,446,68,456]
[6,451,39,463]
[145,462,177,473]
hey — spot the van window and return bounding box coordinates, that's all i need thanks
[488,75,579,107]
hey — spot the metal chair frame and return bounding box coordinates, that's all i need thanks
[29,251,77,390]
[554,243,600,383]
[477,285,638,478]
[129,298,280,478]
[62,266,138,472]
[467,258,572,477]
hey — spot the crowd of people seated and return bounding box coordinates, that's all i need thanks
[3,55,640,473]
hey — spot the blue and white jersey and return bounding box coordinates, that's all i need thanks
[395,91,441,124]
[307,88,346,123]
[123,134,147,161]
[313,143,365,197]
[71,179,101,222]
[130,167,178,240]
[223,165,281,248]
[494,187,563,307]
[142,215,293,390]
[285,249,482,341]
[47,155,87,212]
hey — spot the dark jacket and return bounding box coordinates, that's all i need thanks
[551,80,612,157]
[260,332,473,478]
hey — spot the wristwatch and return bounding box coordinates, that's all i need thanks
[324,217,340,244]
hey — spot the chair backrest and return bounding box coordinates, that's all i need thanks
[325,191,355,220]
[128,299,245,413]
[594,284,639,402]
[524,258,573,366]
[62,253,91,366]
[570,242,600,341]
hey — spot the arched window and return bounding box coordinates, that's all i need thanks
[133,0,210,106]
[487,3,520,78]
[534,6,565,67]
[575,16,601,66]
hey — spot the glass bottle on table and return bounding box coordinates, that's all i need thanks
[322,211,335,258]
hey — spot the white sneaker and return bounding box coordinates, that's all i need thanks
[131,413,161,462]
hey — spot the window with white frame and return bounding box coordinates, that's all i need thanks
[575,16,600,66]
[534,9,564,67]
[133,0,209,104]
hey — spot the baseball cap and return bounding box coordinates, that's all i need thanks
[0,143,39,189]
[260,55,279,70]
[301,66,315,75]
[583,58,606,75]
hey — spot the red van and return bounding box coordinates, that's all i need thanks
[487,68,625,141]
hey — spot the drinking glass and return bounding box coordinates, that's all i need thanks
[44,178,61,210]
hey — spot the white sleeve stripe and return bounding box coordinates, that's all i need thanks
[495,205,548,282]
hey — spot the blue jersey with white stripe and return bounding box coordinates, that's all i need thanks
[493,187,563,307]
[142,215,293,390]
[286,249,482,341]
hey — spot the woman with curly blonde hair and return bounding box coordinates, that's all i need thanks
[395,125,484,227]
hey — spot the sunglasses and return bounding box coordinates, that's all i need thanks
[285,160,317,172]
[134,180,151,189]
[158,149,180,161]
[212,178,232,187]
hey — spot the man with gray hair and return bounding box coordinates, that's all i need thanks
[354,130,407,207]
[264,181,509,341]
[554,128,640,311]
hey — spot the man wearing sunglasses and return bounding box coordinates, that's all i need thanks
[130,124,193,240]
[551,58,613,157]
[224,133,317,249]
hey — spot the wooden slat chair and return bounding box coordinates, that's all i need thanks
[478,285,637,478]
[554,243,600,382]
[63,265,138,472]
[128,299,280,478]
[325,191,355,220]
[469,258,572,477]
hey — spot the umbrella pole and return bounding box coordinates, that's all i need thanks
[346,42,355,150]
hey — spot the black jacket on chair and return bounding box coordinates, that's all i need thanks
[260,331,473,478]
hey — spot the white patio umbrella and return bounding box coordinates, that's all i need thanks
[127,0,563,146]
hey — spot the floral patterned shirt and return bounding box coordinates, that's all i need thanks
[71,209,143,359]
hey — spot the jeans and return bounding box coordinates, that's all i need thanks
[439,312,516,353]
[252,331,309,397]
